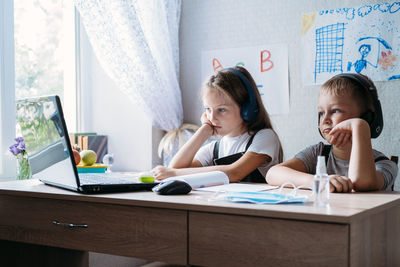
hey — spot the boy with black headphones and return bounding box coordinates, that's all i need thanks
[266,73,398,192]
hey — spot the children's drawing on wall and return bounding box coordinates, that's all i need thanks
[301,1,400,85]
[201,44,289,115]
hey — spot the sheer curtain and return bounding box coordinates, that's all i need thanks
[73,0,183,131]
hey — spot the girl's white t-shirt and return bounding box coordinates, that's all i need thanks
[194,129,280,177]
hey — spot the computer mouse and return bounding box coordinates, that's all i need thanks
[152,180,192,195]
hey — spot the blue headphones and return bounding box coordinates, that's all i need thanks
[318,73,383,138]
[225,68,259,121]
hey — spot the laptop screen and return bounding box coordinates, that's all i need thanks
[16,95,79,190]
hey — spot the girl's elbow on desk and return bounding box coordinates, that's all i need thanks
[222,166,247,183]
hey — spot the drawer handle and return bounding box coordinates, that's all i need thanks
[53,220,88,229]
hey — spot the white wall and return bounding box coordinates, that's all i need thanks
[179,0,400,185]
[79,23,162,172]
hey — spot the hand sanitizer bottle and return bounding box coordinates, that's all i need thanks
[313,156,330,206]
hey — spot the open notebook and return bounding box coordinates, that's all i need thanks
[16,95,157,193]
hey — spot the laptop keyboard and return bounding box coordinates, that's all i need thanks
[79,173,136,185]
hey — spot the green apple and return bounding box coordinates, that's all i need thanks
[80,150,97,166]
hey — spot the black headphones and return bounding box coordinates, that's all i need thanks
[318,73,383,138]
[225,68,259,121]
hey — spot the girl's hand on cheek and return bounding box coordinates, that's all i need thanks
[200,112,215,136]
[328,175,353,193]
[200,112,208,124]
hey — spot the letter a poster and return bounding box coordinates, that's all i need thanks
[201,44,289,115]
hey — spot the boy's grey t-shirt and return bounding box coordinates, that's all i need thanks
[294,142,398,191]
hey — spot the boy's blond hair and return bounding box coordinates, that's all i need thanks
[320,73,377,113]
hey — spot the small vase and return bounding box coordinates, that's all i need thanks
[17,152,31,180]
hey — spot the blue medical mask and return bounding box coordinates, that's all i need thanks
[216,182,311,204]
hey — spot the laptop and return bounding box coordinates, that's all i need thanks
[16,95,157,193]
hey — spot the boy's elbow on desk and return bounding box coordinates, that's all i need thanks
[265,165,282,185]
[351,175,384,192]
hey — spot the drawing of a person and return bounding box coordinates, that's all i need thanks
[353,44,371,73]
[347,37,392,74]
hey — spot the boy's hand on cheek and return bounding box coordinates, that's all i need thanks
[327,132,352,148]
[327,119,356,147]
[328,175,353,193]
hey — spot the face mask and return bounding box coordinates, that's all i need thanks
[216,182,311,204]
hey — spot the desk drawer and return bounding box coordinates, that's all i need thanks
[189,212,348,267]
[0,195,186,264]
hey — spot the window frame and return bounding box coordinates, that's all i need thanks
[0,0,16,179]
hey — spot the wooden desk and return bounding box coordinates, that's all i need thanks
[0,179,399,267]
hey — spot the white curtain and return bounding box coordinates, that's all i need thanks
[73,0,183,131]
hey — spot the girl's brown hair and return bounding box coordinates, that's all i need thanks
[201,66,283,162]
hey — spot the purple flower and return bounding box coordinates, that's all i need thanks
[9,137,26,156]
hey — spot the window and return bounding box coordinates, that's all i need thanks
[14,0,77,132]
[0,0,78,179]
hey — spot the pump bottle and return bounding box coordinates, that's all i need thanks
[313,156,330,206]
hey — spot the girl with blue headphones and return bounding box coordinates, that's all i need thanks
[266,73,398,192]
[152,66,282,183]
